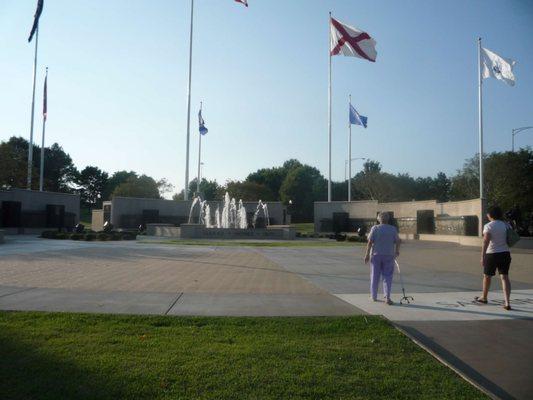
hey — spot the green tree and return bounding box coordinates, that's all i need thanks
[279,166,317,222]
[103,170,137,200]
[0,136,77,192]
[223,180,275,201]
[77,166,108,208]
[173,178,221,201]
[112,175,161,199]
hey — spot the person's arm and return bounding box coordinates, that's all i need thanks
[364,240,373,264]
[364,227,374,264]
[395,237,401,258]
[481,232,490,267]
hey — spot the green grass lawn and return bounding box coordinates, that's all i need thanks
[291,222,315,235]
[79,207,92,229]
[0,312,485,400]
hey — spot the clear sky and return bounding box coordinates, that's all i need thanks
[1,0,532,196]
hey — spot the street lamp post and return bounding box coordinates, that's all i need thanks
[512,126,533,152]
[345,157,366,201]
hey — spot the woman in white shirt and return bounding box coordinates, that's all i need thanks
[475,206,512,310]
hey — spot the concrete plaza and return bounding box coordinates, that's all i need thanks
[1,236,532,399]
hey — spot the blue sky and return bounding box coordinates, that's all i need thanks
[1,0,532,195]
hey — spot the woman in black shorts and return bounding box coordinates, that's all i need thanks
[475,206,512,310]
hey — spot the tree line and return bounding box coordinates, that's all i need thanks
[1,136,531,222]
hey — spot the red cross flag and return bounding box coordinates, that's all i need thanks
[330,17,377,62]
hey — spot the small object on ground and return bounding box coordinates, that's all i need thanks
[395,260,414,305]
[473,296,488,304]
[103,221,113,233]
[75,223,84,233]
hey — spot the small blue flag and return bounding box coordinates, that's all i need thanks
[349,103,368,128]
[198,109,208,135]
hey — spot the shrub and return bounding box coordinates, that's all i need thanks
[121,232,136,240]
[335,234,346,242]
[70,233,83,241]
[40,231,57,239]
[84,233,96,241]
[97,233,110,241]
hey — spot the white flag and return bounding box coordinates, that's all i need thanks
[481,47,516,86]
[330,17,377,62]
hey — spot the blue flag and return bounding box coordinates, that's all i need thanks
[198,109,208,135]
[349,103,368,128]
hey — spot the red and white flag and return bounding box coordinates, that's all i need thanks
[235,0,248,7]
[330,17,377,62]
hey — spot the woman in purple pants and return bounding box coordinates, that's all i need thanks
[363,212,401,305]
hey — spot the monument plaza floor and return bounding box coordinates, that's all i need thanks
[1,236,532,399]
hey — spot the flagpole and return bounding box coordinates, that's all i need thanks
[478,37,484,226]
[328,12,332,202]
[184,0,194,201]
[27,26,39,190]
[348,95,352,202]
[39,67,48,192]
[196,102,202,195]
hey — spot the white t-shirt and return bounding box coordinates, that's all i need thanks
[483,220,509,254]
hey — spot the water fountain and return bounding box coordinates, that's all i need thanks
[178,192,294,239]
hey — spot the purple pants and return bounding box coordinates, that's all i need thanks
[370,255,395,300]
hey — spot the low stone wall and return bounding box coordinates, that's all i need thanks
[180,224,295,240]
[315,198,482,235]
[146,224,181,238]
[435,216,478,236]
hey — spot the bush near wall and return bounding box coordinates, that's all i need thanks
[40,231,136,241]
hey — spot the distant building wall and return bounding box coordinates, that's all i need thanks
[0,189,79,217]
[0,189,80,232]
[314,198,483,236]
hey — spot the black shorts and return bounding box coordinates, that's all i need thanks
[484,252,511,276]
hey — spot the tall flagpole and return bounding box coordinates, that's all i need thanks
[348,95,352,202]
[196,102,202,195]
[328,12,332,202]
[184,0,194,201]
[39,67,48,192]
[27,26,39,190]
[477,37,484,217]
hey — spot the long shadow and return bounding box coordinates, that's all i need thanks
[397,323,518,400]
[0,324,134,400]
[394,302,533,319]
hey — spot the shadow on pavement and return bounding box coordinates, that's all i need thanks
[398,324,517,400]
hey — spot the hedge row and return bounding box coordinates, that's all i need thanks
[41,231,136,241]
[296,232,366,242]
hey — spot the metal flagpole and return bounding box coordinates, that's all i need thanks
[328,12,332,202]
[184,0,195,201]
[348,95,352,202]
[196,102,202,195]
[478,38,484,213]
[39,67,48,192]
[27,26,39,190]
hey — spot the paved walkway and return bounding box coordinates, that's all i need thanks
[1,236,532,399]
[0,236,358,316]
